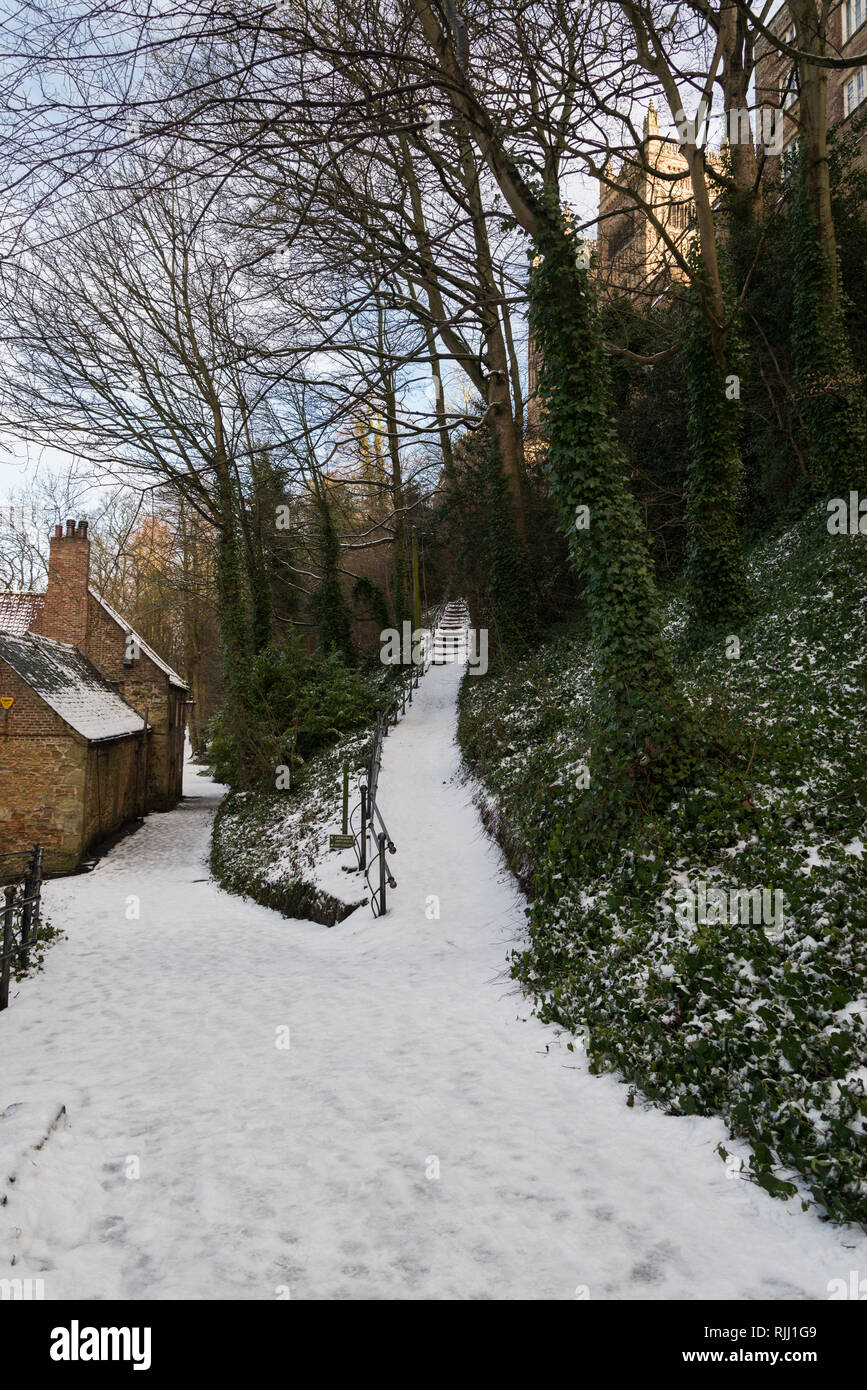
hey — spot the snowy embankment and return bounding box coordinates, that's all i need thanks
[210,730,371,925]
[1,661,865,1299]
[459,510,867,1223]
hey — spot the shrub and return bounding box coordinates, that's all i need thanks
[209,638,386,790]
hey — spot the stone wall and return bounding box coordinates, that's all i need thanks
[0,661,87,872]
[0,658,146,872]
[86,593,184,810]
[81,735,146,853]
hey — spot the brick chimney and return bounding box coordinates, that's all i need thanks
[31,519,91,650]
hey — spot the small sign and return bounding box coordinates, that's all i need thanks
[0,697,13,709]
[329,834,355,851]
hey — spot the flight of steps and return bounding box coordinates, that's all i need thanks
[432,599,470,664]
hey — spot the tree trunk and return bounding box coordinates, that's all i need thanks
[790,0,838,317]
[456,136,528,543]
[719,0,761,212]
[385,379,407,626]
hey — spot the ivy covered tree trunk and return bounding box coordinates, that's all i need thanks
[790,144,867,495]
[485,434,537,659]
[384,399,407,626]
[312,493,354,661]
[179,499,213,760]
[789,0,838,305]
[530,215,695,804]
[671,138,752,633]
[681,292,752,631]
[214,461,257,784]
[244,449,298,648]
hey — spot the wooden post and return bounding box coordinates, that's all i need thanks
[341,764,349,836]
[359,786,367,871]
[1,885,15,1011]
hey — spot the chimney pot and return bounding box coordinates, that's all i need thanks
[65,518,75,537]
[76,519,88,538]
[54,524,63,539]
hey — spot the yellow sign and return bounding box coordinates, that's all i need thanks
[0,697,14,709]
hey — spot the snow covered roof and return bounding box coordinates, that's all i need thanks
[89,589,188,690]
[0,593,44,636]
[0,631,147,742]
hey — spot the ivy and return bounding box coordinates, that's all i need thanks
[680,260,753,633]
[485,432,537,658]
[352,573,392,633]
[458,507,867,1225]
[789,140,867,496]
[529,203,699,819]
[311,503,354,661]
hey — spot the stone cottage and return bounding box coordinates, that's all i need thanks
[0,519,188,871]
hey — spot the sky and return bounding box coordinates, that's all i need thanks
[0,0,789,511]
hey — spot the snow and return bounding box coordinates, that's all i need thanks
[1,661,865,1299]
[800,846,831,875]
[0,631,146,742]
[0,592,44,636]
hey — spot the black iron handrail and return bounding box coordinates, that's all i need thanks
[352,602,450,917]
[0,844,44,1010]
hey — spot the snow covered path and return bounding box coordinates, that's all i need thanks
[1,662,865,1300]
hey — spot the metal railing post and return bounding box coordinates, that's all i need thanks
[378,832,387,916]
[19,843,38,970]
[1,885,15,1011]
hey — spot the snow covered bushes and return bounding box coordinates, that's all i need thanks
[209,638,386,790]
[211,729,371,926]
[209,651,398,921]
[459,508,867,1223]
